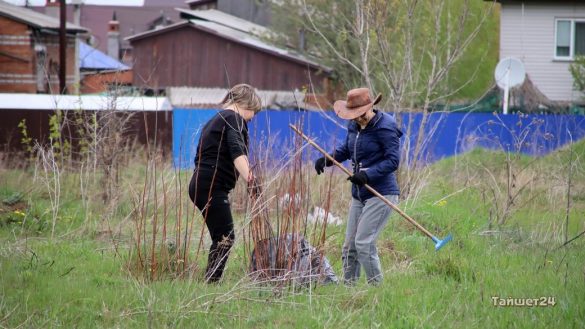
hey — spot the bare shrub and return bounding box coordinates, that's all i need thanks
[242,125,342,285]
[32,142,61,238]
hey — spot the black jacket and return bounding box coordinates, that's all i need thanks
[193,110,249,192]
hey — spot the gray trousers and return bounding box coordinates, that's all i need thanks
[342,195,398,285]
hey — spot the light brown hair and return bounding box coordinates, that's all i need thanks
[221,84,262,113]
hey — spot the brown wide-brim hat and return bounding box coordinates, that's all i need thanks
[333,88,382,120]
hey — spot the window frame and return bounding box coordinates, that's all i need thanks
[554,18,585,61]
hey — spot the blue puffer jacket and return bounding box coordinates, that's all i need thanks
[331,110,402,201]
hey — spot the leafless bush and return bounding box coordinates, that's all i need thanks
[127,156,195,281]
[64,101,137,204]
[241,126,344,285]
[97,111,137,203]
[125,118,349,285]
[32,142,61,238]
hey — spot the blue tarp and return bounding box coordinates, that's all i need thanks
[173,109,585,169]
[79,42,129,71]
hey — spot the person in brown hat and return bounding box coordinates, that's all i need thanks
[314,87,403,285]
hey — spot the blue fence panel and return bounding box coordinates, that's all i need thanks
[173,109,585,169]
[246,109,347,166]
[400,112,585,163]
[173,108,218,169]
[173,108,347,169]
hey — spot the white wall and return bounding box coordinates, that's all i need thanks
[501,1,585,102]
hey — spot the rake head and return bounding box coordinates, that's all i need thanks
[432,234,453,251]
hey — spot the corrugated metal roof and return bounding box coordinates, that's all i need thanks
[176,8,270,37]
[79,42,130,70]
[127,9,331,72]
[9,0,147,5]
[168,87,323,111]
[0,1,88,32]
[76,0,144,5]
[168,87,225,107]
[0,93,172,111]
[190,19,329,71]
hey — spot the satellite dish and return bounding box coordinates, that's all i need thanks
[495,57,526,89]
[494,57,526,114]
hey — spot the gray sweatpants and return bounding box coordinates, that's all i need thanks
[342,195,398,285]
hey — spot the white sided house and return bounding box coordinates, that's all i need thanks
[494,0,585,102]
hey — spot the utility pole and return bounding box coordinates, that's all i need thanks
[59,0,67,94]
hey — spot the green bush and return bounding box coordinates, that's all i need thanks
[569,55,585,93]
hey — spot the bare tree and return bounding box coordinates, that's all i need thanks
[272,0,497,197]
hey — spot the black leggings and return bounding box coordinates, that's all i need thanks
[189,172,235,282]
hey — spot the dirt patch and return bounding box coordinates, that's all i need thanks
[0,199,29,226]
[1,191,28,212]
[1,200,28,212]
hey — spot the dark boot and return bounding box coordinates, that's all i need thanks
[205,244,219,283]
[205,236,233,283]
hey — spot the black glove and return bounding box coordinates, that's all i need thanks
[347,171,368,186]
[314,157,333,175]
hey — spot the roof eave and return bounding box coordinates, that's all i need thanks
[0,12,89,34]
[185,0,217,6]
[125,20,191,42]
[39,27,89,36]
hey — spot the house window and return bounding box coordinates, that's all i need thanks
[555,19,585,59]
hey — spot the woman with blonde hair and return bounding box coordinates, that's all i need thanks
[189,83,262,283]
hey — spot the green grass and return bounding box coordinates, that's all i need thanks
[1,144,584,328]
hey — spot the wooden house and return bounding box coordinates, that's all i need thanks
[127,9,331,93]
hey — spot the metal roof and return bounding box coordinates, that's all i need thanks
[79,42,130,70]
[76,0,144,5]
[0,1,88,33]
[190,19,329,71]
[168,87,323,110]
[126,9,331,72]
[176,8,270,37]
[0,93,172,111]
[8,0,147,5]
[79,42,130,71]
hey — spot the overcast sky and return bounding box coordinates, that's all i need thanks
[4,0,145,6]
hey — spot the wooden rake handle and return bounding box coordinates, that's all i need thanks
[289,124,435,240]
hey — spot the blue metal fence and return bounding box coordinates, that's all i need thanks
[399,112,585,164]
[173,109,585,169]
